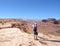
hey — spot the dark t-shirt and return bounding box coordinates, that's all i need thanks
[34,26,37,32]
[33,25,38,35]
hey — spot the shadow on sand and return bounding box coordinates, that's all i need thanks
[34,37,60,45]
[36,39,60,45]
[45,40,60,42]
[38,36,60,42]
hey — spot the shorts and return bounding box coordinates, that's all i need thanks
[34,32,38,35]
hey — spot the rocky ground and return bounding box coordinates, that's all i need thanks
[0,28,60,46]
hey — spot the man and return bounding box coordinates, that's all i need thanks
[32,23,38,40]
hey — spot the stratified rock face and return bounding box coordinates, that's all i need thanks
[0,28,23,46]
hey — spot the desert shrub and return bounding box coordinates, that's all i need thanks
[56,30,60,33]
[0,21,4,25]
[0,21,2,23]
[23,28,27,32]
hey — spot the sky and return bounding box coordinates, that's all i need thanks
[0,0,60,20]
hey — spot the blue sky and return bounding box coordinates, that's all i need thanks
[0,0,60,19]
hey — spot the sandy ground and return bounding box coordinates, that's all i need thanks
[0,28,60,46]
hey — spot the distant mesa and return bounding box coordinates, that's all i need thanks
[42,18,60,24]
[42,19,48,22]
[48,18,56,21]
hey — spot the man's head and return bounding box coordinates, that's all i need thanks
[34,23,37,26]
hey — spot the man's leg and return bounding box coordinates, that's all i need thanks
[36,35,38,40]
[34,35,38,40]
[34,35,36,39]
[34,35,35,39]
